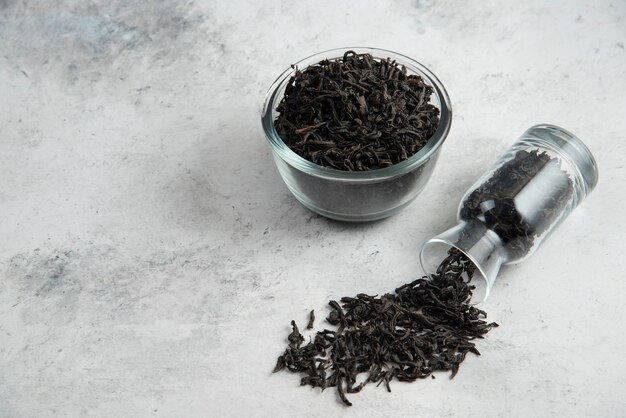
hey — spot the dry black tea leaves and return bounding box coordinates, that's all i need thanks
[274,51,440,171]
[460,150,573,260]
[273,249,498,406]
[306,309,315,330]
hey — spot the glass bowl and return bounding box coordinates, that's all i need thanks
[261,47,452,222]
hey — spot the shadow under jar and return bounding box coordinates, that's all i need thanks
[261,47,452,222]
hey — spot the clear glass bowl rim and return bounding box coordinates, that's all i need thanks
[261,47,452,182]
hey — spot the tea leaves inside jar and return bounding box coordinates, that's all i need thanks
[460,149,574,260]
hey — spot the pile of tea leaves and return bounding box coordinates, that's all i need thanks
[273,249,498,406]
[274,50,440,171]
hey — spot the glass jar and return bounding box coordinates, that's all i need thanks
[420,124,599,303]
[261,47,452,222]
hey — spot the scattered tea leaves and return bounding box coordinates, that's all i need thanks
[273,249,498,406]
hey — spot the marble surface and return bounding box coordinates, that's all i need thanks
[1,0,625,416]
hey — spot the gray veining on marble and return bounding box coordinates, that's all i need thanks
[1,0,625,416]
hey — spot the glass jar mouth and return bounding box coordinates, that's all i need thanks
[420,239,492,305]
[261,47,452,183]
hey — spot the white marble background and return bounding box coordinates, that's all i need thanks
[1,0,625,416]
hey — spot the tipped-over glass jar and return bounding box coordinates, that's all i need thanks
[420,124,598,303]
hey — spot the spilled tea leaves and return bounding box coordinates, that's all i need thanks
[273,249,498,406]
